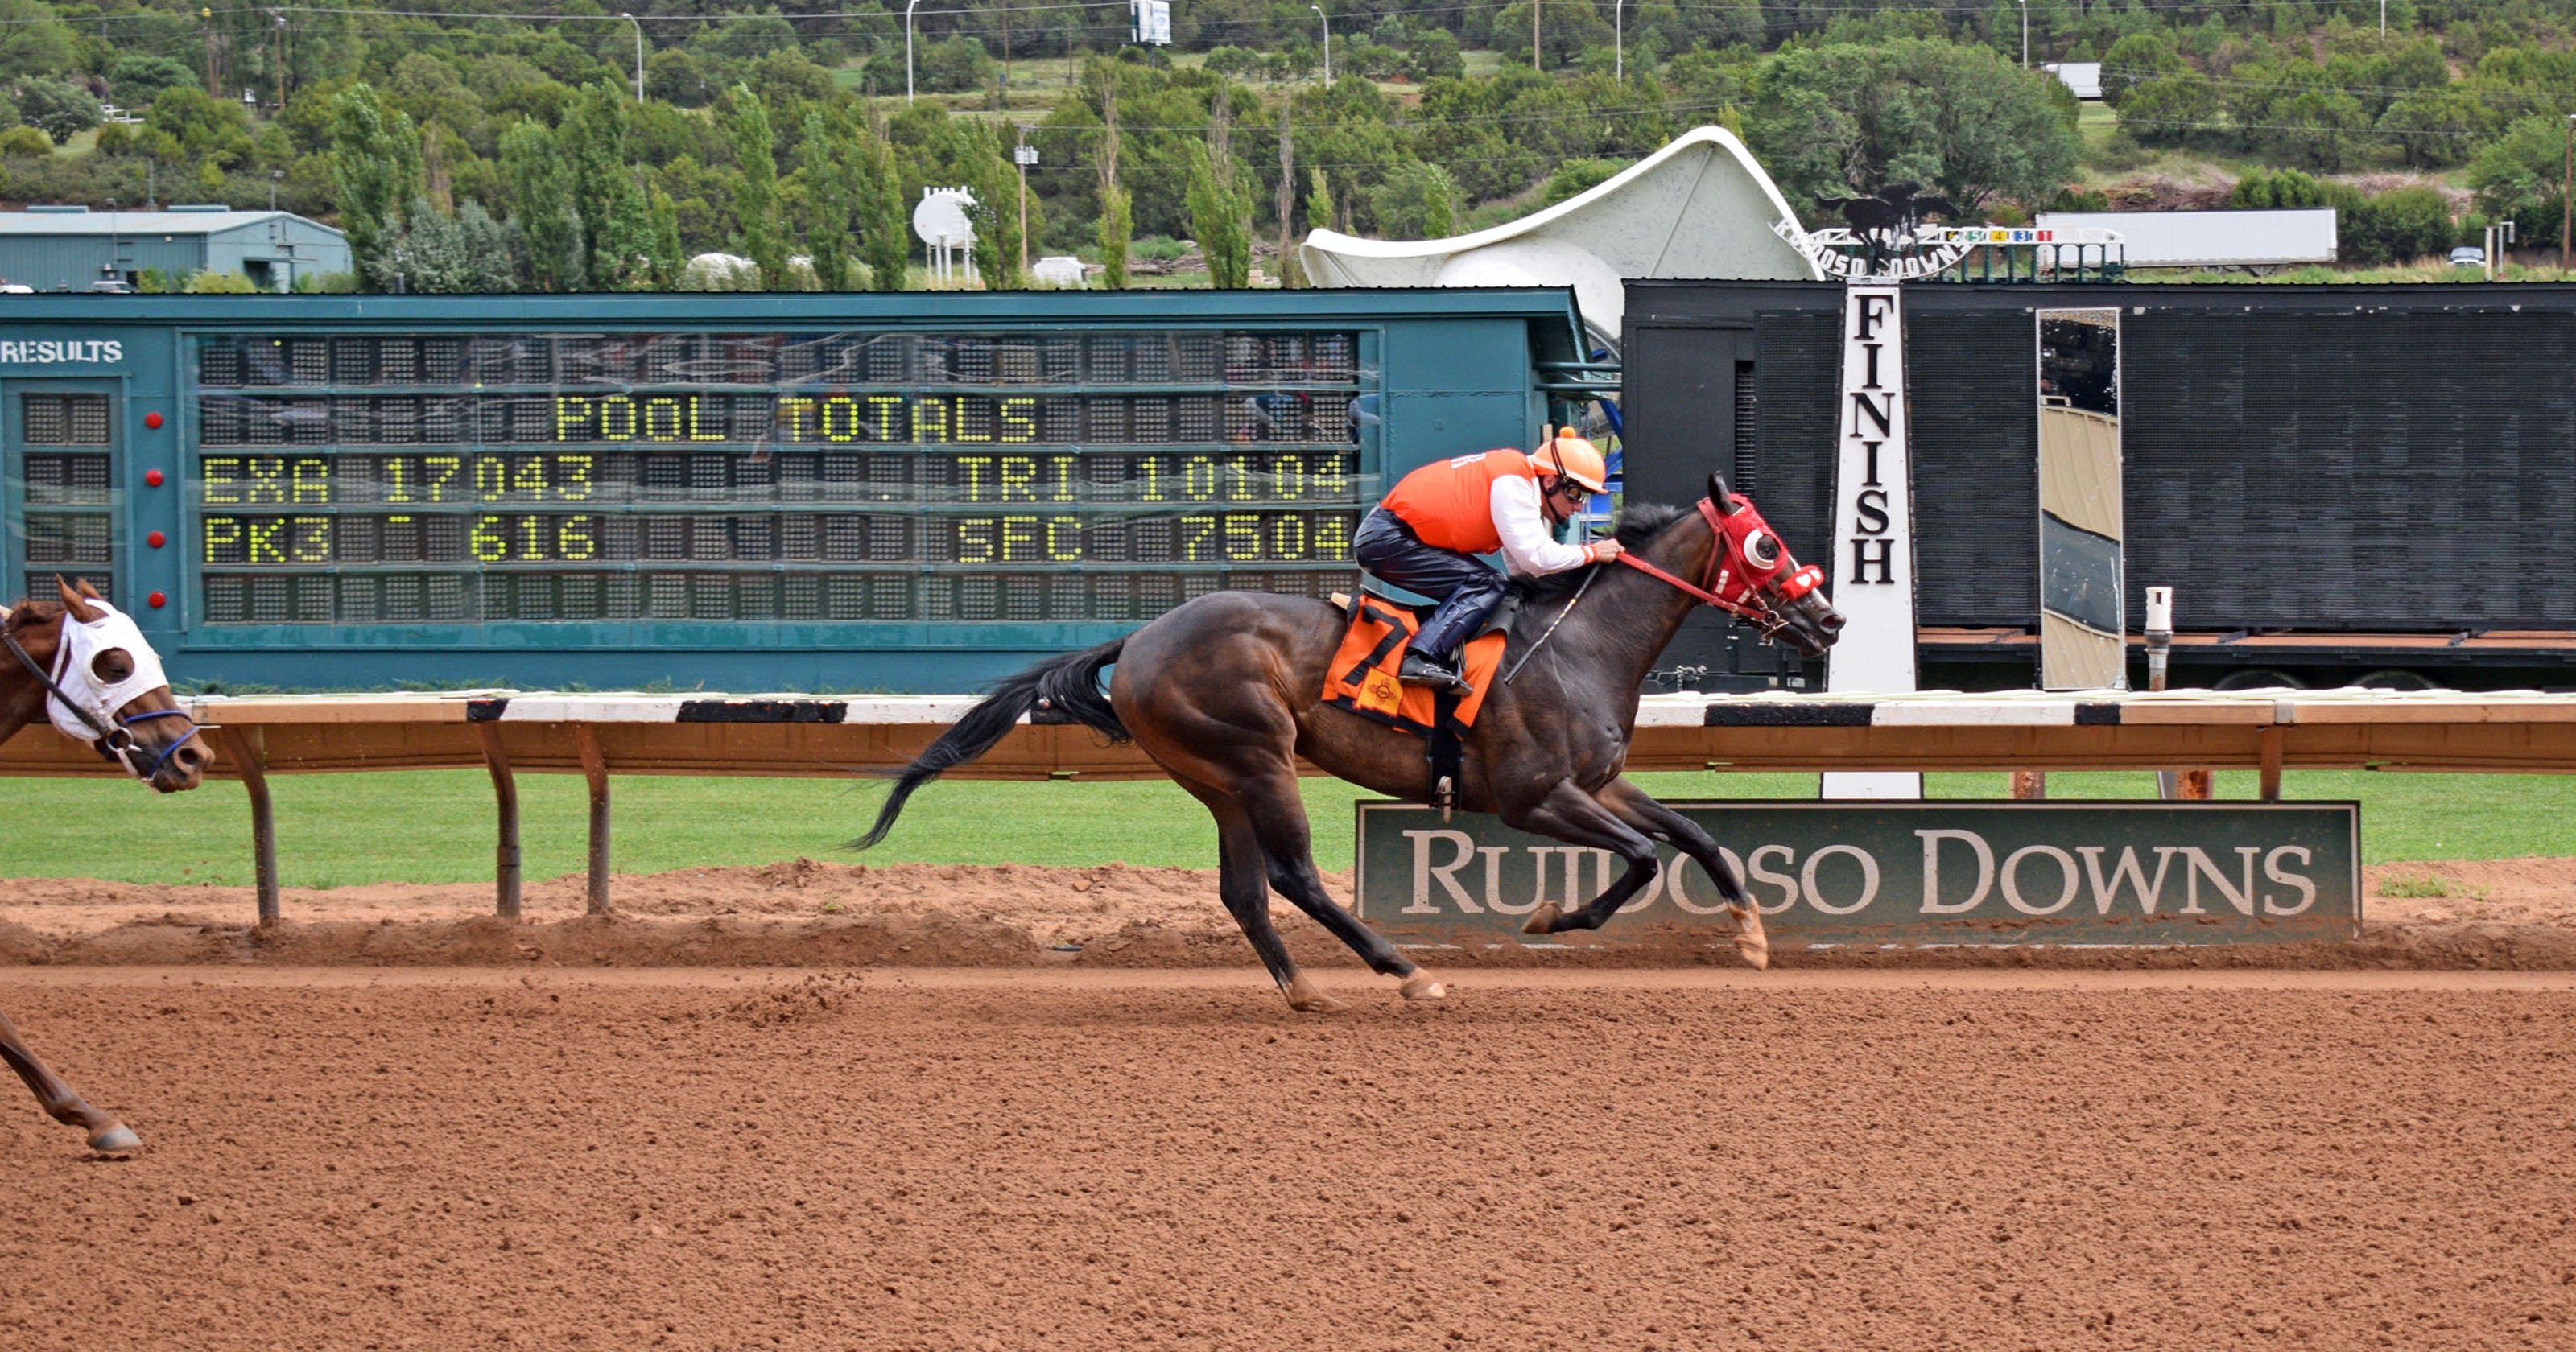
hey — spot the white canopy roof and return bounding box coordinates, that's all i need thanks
[1299,126,1818,347]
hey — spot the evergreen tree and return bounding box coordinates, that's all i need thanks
[1094,84,1129,289]
[593,175,657,291]
[855,123,910,291]
[1306,167,1334,234]
[561,82,633,290]
[328,84,426,291]
[648,188,683,290]
[960,120,1028,289]
[799,109,850,291]
[1185,89,1254,289]
[725,84,786,291]
[499,119,583,292]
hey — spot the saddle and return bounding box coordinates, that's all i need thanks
[1321,588,1515,815]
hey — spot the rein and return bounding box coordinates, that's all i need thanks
[1,612,202,781]
[1613,497,1767,622]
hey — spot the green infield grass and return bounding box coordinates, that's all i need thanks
[0,768,2566,888]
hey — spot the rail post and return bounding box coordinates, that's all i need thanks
[473,723,522,919]
[217,725,280,925]
[572,723,612,915]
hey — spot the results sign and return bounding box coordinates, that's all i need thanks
[1353,801,2359,949]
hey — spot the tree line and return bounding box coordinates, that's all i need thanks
[0,1,2571,290]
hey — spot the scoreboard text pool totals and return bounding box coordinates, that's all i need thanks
[187,329,1368,626]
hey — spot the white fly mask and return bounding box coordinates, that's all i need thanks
[35,599,184,773]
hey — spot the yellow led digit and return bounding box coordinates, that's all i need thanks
[1184,455,1217,501]
[558,516,597,560]
[556,455,592,501]
[644,397,683,443]
[912,397,948,445]
[515,456,547,500]
[291,516,331,563]
[475,455,507,502]
[1272,516,1307,559]
[1049,455,1077,502]
[246,518,285,564]
[999,456,1037,502]
[687,394,725,442]
[1001,515,1038,561]
[470,516,508,563]
[1000,398,1037,443]
[778,397,817,441]
[1225,513,1261,560]
[866,395,905,441]
[1180,515,1215,562]
[246,455,287,505]
[291,457,331,505]
[202,457,242,505]
[425,456,460,502]
[598,395,636,441]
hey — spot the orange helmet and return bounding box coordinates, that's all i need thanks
[1531,427,1608,494]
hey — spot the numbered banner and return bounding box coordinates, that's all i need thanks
[1352,801,2360,950]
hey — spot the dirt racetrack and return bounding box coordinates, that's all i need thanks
[5,965,2575,1351]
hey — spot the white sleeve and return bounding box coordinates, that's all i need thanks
[1489,475,1595,576]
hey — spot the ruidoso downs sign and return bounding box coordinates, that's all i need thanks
[1353,802,2359,950]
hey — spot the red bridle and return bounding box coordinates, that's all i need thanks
[1612,495,1824,640]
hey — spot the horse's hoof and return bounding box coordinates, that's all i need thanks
[88,1123,141,1153]
[1730,906,1771,971]
[1399,973,1447,1002]
[1520,904,1562,935]
[1285,976,1349,1015]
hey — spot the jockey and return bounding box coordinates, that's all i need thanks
[1352,427,1623,694]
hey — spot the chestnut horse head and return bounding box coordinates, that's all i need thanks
[1,577,210,793]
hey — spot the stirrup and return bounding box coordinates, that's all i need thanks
[1397,652,1469,694]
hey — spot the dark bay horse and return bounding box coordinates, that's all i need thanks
[2,577,213,1150]
[859,475,1841,1012]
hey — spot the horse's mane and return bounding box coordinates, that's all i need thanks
[1516,501,1693,603]
[1,598,60,634]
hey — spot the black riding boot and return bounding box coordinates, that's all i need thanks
[1400,586,1501,694]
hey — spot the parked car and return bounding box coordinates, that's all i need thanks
[2450,246,2486,269]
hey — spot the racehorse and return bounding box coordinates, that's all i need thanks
[857,475,1842,1012]
[2,577,214,1151]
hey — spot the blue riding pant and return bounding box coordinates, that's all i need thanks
[1352,509,1509,664]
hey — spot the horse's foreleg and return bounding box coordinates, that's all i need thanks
[0,1006,141,1152]
[1506,781,1662,936]
[1594,778,1768,970]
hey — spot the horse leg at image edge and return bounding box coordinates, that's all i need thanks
[0,1007,141,1152]
[1509,781,1666,939]
[1592,777,1769,970]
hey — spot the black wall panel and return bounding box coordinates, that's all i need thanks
[1633,282,2576,639]
[1908,314,2037,626]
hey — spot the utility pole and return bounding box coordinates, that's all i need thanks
[1615,0,1624,84]
[619,13,643,102]
[201,8,215,97]
[2563,114,2573,272]
[2019,0,2029,70]
[1013,126,1035,278]
[1533,0,1542,73]
[271,10,285,112]
[1276,101,1294,286]
[1309,4,1328,85]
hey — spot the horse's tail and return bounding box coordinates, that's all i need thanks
[850,635,1129,850]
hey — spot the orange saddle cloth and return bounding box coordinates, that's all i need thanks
[1320,596,1508,735]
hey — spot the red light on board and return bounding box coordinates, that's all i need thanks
[144,411,163,430]
[147,531,166,548]
[147,592,167,609]
[145,468,164,487]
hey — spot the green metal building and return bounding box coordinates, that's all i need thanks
[0,206,351,293]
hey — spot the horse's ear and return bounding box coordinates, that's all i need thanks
[1707,472,1740,514]
[57,576,102,622]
